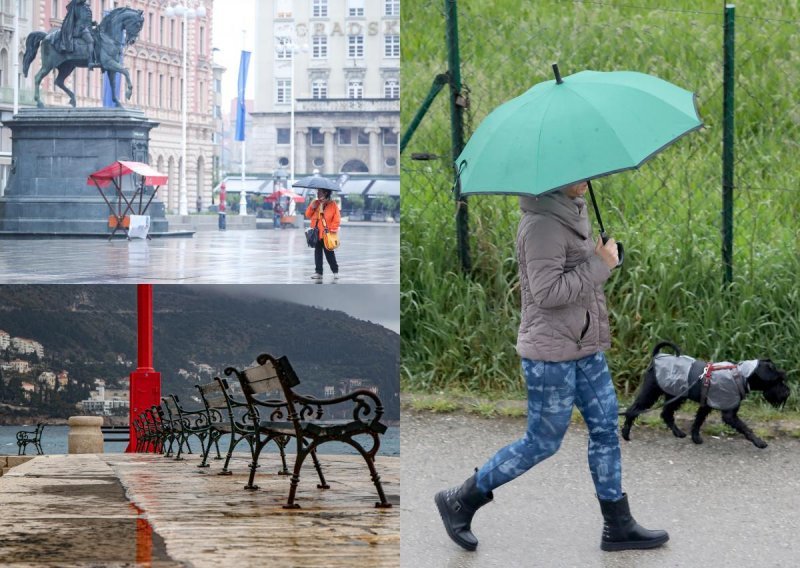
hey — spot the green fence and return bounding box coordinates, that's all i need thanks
[401,0,800,399]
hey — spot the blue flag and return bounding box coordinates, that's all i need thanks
[102,11,124,107]
[235,50,251,142]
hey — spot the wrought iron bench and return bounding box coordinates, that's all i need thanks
[225,353,392,509]
[16,423,45,455]
[162,394,218,460]
[197,376,294,476]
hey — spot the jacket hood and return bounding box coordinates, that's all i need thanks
[519,191,589,239]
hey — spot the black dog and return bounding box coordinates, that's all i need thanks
[621,341,791,448]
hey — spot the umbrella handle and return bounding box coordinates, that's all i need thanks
[601,232,624,268]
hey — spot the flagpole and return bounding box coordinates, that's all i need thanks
[239,29,247,216]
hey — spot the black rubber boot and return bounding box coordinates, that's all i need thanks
[599,493,669,551]
[434,472,493,551]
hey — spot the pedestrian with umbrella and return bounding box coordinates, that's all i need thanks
[435,65,702,553]
[296,175,342,281]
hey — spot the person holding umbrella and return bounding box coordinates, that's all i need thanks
[297,176,341,281]
[435,65,703,553]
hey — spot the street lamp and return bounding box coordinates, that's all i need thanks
[274,37,307,184]
[165,2,207,216]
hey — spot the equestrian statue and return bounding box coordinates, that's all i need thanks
[22,2,145,108]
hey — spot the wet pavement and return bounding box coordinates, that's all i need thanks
[0,452,399,567]
[401,411,800,568]
[0,225,399,283]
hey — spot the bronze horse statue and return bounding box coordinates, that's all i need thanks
[22,7,144,108]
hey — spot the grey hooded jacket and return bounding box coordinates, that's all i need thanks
[516,191,612,362]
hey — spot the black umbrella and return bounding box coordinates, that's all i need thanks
[292,176,341,192]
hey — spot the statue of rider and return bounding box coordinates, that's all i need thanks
[55,0,98,70]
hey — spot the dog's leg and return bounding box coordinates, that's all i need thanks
[661,398,687,438]
[621,368,664,441]
[690,405,713,444]
[721,409,768,448]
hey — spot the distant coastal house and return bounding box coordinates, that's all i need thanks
[20,382,35,401]
[2,359,31,374]
[10,337,44,358]
[37,371,57,389]
[0,330,9,350]
[79,386,130,416]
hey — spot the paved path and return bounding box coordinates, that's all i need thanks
[0,225,399,283]
[0,452,399,567]
[401,411,800,568]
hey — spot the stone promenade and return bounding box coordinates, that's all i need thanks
[0,452,399,567]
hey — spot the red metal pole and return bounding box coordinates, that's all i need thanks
[128,284,161,453]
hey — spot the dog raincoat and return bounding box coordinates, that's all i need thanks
[653,355,758,410]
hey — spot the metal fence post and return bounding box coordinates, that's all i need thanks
[722,4,735,285]
[445,0,471,272]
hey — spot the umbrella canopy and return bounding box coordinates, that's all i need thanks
[457,68,703,196]
[292,175,341,192]
[264,188,305,203]
[87,161,168,189]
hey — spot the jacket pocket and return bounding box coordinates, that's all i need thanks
[577,310,590,348]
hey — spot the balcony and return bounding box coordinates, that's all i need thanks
[294,98,399,114]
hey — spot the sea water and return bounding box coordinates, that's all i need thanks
[0,424,400,456]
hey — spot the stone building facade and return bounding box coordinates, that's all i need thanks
[33,0,216,212]
[0,0,36,195]
[251,0,400,177]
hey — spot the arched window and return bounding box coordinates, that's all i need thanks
[0,49,8,88]
[384,79,399,99]
[341,159,369,173]
[312,80,327,99]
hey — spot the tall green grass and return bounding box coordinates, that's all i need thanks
[401,0,800,405]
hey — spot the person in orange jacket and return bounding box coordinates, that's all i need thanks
[305,188,340,280]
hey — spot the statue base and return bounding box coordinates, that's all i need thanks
[0,107,185,237]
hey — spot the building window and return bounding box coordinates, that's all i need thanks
[277,128,290,144]
[279,157,290,166]
[348,80,363,99]
[312,80,327,99]
[276,41,293,60]
[51,0,58,19]
[136,70,142,104]
[159,74,164,107]
[199,81,204,112]
[214,78,222,93]
[170,19,176,48]
[313,157,325,167]
[348,0,365,17]
[214,104,222,119]
[276,80,292,104]
[383,128,398,146]
[310,128,324,146]
[338,128,351,145]
[312,35,327,58]
[385,0,400,16]
[384,34,400,58]
[312,0,328,17]
[386,157,397,167]
[348,35,364,58]
[148,12,154,41]
[159,16,165,46]
[357,129,370,145]
[200,27,205,55]
[147,72,153,105]
[169,77,175,109]
[384,79,399,99]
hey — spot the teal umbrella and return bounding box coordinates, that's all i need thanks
[457,65,703,264]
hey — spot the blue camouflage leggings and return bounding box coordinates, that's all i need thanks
[476,353,623,501]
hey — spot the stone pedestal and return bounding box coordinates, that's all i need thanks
[0,107,175,236]
[68,416,104,454]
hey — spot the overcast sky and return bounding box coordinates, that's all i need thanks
[195,285,400,334]
[212,0,257,109]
